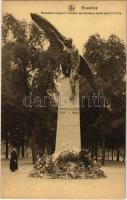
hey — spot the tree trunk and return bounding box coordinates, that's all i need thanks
[114,149,116,158]
[5,131,8,159]
[123,146,125,162]
[101,132,106,165]
[88,145,91,152]
[18,146,20,157]
[116,146,120,161]
[38,135,45,156]
[31,130,37,164]
[95,142,98,160]
[111,148,114,161]
[108,148,110,161]
[91,143,94,157]
[21,133,25,157]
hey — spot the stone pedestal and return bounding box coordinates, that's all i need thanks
[55,77,81,154]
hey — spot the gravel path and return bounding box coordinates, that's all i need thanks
[1,159,125,199]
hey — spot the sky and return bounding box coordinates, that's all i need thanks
[3,1,126,55]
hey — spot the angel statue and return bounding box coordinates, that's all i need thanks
[63,38,80,100]
[30,13,96,153]
[30,14,96,100]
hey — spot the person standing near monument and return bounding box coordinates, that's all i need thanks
[10,147,18,172]
[63,38,80,100]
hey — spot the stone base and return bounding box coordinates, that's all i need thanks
[55,78,81,154]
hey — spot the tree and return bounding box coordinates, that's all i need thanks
[2,14,63,161]
[81,34,126,164]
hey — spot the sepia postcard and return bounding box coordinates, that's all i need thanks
[1,0,126,199]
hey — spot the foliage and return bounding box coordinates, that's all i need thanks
[2,14,59,153]
[80,34,126,148]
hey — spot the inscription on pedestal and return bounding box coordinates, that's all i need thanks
[55,78,81,153]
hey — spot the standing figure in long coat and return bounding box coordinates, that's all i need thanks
[10,147,18,172]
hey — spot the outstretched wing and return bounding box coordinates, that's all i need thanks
[31,13,65,51]
[31,13,96,91]
[79,56,97,91]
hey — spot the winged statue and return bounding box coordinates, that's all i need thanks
[31,13,96,100]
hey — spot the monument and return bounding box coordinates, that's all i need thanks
[31,13,96,154]
[30,14,106,179]
[55,78,81,153]
[55,37,81,153]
